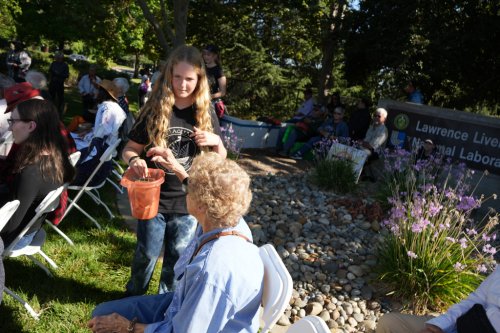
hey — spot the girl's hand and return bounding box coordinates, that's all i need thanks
[191,126,221,147]
[129,157,149,178]
[147,147,182,172]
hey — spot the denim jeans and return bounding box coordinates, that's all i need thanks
[296,135,322,155]
[126,213,197,295]
[12,231,37,251]
[92,293,173,323]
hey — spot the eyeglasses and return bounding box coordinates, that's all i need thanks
[7,118,32,125]
[373,115,382,118]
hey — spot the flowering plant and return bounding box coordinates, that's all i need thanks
[310,137,357,193]
[220,124,243,160]
[377,148,498,313]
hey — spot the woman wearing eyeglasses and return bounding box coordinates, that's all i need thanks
[0,99,75,249]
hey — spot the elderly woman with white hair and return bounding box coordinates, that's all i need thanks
[112,77,130,114]
[360,107,388,157]
[88,152,263,333]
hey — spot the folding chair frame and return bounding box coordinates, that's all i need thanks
[2,186,65,319]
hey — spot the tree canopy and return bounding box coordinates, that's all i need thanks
[2,0,499,117]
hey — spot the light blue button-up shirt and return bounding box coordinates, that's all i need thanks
[145,219,263,333]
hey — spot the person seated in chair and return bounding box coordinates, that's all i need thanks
[348,97,372,141]
[0,99,75,249]
[72,80,126,186]
[290,106,349,160]
[359,107,388,158]
[88,152,264,333]
[277,103,327,156]
[376,266,500,333]
[416,138,438,162]
[358,108,388,182]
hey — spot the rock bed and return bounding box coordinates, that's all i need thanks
[245,173,389,332]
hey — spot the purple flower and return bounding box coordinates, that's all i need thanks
[457,196,478,211]
[428,201,443,217]
[407,251,418,259]
[453,262,465,271]
[459,237,468,249]
[482,244,497,255]
[477,264,487,273]
[446,237,456,243]
[466,228,477,236]
[411,218,430,233]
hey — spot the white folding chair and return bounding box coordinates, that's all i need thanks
[61,139,121,230]
[106,158,125,194]
[0,130,14,156]
[68,151,81,166]
[259,243,293,333]
[0,200,21,232]
[2,186,65,319]
[286,316,330,333]
[44,151,81,246]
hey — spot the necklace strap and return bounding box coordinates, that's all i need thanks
[192,230,251,259]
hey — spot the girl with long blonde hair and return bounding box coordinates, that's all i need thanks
[121,45,226,296]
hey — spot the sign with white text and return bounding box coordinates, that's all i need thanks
[379,100,500,175]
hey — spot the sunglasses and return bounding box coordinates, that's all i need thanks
[7,118,32,125]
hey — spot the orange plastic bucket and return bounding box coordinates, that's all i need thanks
[120,168,165,220]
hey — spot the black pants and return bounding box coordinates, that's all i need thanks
[81,94,97,123]
[49,81,65,117]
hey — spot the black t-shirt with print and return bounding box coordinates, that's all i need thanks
[128,105,221,215]
[206,65,224,96]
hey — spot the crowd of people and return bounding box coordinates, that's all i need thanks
[1,43,264,332]
[3,41,492,333]
[275,87,390,183]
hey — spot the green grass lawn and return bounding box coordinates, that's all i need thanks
[0,80,160,332]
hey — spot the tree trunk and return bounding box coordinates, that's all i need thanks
[173,0,189,47]
[136,0,189,57]
[133,52,140,78]
[318,0,346,104]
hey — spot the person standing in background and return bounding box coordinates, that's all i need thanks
[78,65,101,123]
[202,44,227,119]
[7,42,32,83]
[49,52,70,116]
[405,80,424,104]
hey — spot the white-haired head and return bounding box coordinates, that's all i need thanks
[375,107,388,120]
[113,77,130,95]
[25,70,47,89]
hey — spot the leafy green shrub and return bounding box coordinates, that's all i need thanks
[310,158,357,194]
[377,151,498,313]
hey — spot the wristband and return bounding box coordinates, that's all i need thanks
[128,155,140,165]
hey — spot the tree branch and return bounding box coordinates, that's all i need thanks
[135,0,171,56]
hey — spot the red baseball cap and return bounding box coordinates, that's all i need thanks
[4,82,41,113]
